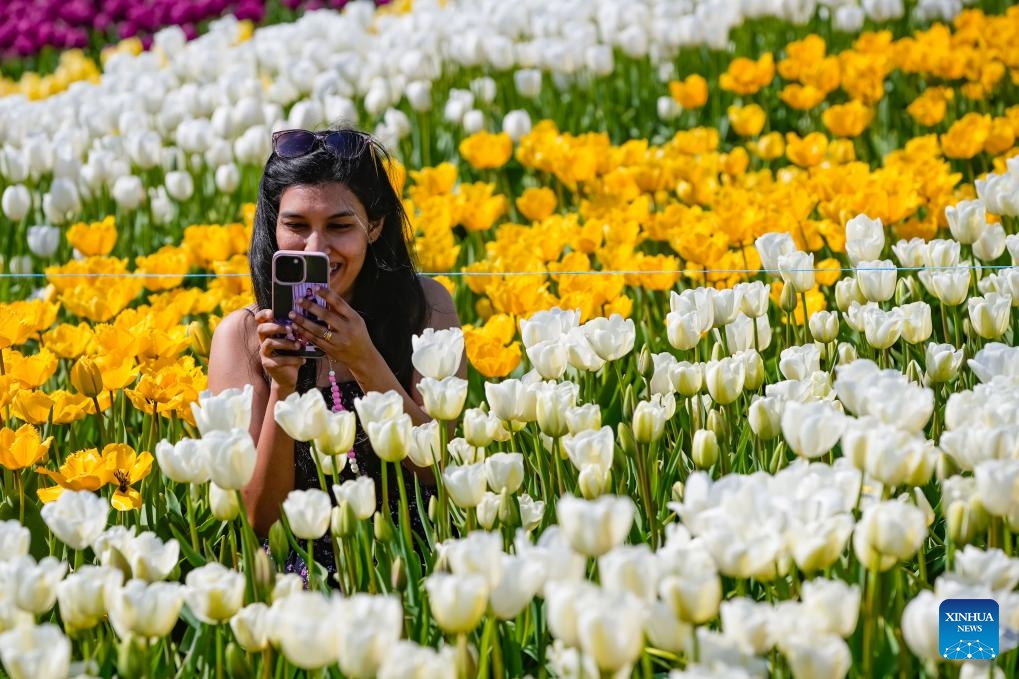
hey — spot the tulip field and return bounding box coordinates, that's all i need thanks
[4,0,1019,677]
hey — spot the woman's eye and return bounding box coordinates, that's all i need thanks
[329,222,353,230]
[282,222,308,230]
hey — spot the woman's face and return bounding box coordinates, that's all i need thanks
[275,182,380,300]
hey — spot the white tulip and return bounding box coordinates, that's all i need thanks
[405,420,440,468]
[503,109,533,141]
[112,175,145,211]
[334,594,404,679]
[557,494,634,557]
[424,572,489,634]
[154,438,209,485]
[209,482,240,521]
[844,214,885,265]
[855,259,897,303]
[779,344,821,381]
[404,80,432,113]
[945,199,988,245]
[283,489,332,540]
[0,521,29,562]
[442,463,487,509]
[56,565,123,632]
[164,170,194,202]
[215,163,240,194]
[313,410,357,457]
[781,400,845,459]
[535,380,578,438]
[184,562,246,624]
[192,384,253,436]
[230,603,271,652]
[333,477,377,521]
[26,225,59,258]
[40,490,109,551]
[484,452,524,494]
[782,634,852,679]
[365,413,413,463]
[576,591,646,674]
[411,327,464,380]
[417,376,468,421]
[0,624,70,679]
[755,232,797,273]
[490,553,545,620]
[270,591,341,669]
[513,70,542,98]
[377,640,456,679]
[778,251,815,292]
[202,428,257,491]
[1,556,66,616]
[106,579,184,639]
[275,389,331,442]
[462,407,509,447]
[705,356,745,405]
[968,292,1011,340]
[1,185,30,222]
[852,500,927,571]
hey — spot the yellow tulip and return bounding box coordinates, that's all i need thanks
[459,131,513,170]
[0,425,52,470]
[66,216,118,257]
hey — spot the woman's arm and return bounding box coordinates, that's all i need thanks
[207,308,302,536]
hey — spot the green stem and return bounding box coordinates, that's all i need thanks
[185,484,201,556]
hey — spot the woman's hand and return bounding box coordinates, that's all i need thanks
[253,308,306,395]
[288,287,375,369]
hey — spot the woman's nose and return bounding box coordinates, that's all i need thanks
[305,228,330,254]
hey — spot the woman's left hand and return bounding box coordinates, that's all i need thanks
[290,287,375,367]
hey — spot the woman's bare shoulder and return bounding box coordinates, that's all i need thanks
[208,306,264,389]
[418,276,460,330]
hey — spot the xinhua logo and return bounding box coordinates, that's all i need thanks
[939,598,999,660]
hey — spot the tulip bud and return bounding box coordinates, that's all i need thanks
[748,396,782,440]
[941,497,974,546]
[374,512,395,543]
[578,466,608,499]
[498,488,520,528]
[808,311,839,344]
[70,356,104,397]
[616,421,637,458]
[692,429,718,469]
[671,481,684,503]
[710,342,724,362]
[935,452,959,483]
[267,521,288,570]
[779,283,798,312]
[706,409,728,441]
[226,642,252,679]
[428,495,437,522]
[905,359,924,385]
[621,384,636,421]
[894,278,911,306]
[637,345,654,382]
[117,635,149,679]
[741,351,766,391]
[331,501,356,538]
[391,556,407,591]
[251,549,273,597]
[836,342,857,365]
[188,320,211,358]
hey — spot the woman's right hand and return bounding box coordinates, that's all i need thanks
[254,308,306,395]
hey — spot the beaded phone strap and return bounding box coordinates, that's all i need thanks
[327,357,359,475]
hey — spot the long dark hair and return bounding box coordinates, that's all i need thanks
[250,129,427,392]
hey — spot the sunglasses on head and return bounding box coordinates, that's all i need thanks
[271,129,374,160]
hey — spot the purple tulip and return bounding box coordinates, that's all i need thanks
[282,0,302,9]
[94,12,112,32]
[118,20,138,39]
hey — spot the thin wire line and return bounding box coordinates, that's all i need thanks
[1,263,1015,280]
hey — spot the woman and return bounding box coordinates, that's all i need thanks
[208,128,463,577]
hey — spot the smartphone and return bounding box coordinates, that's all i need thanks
[271,250,329,358]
